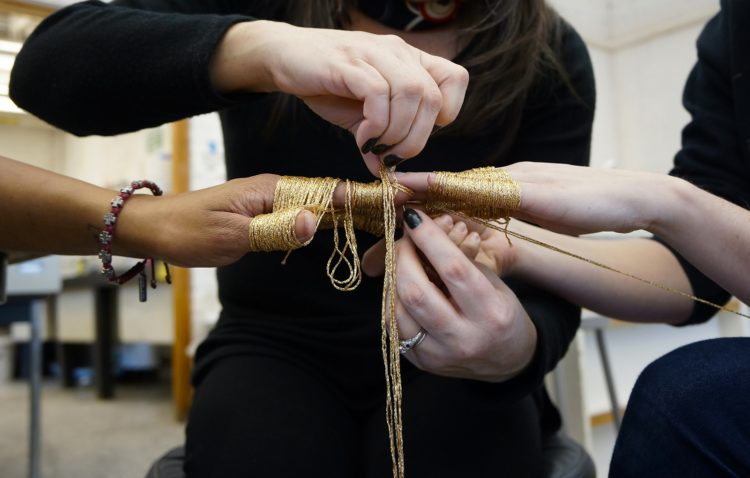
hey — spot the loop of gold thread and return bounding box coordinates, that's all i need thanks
[326,180,362,291]
[247,166,749,478]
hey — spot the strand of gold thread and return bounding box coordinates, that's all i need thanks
[247,166,750,478]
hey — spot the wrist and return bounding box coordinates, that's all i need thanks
[644,175,694,239]
[210,20,281,94]
[109,194,163,260]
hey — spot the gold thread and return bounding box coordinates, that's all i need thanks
[451,212,750,320]
[248,207,312,252]
[380,164,405,478]
[246,166,749,478]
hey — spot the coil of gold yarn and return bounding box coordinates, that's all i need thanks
[246,165,747,478]
[247,166,521,478]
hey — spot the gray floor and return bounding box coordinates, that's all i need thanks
[592,422,617,477]
[0,378,619,478]
[0,380,183,478]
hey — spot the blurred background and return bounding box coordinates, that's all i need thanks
[1,0,746,477]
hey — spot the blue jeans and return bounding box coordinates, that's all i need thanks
[609,338,750,478]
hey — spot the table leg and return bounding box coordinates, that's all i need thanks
[29,300,43,478]
[94,287,117,399]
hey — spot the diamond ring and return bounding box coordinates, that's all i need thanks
[399,329,427,355]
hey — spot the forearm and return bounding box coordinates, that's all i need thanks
[510,225,694,323]
[651,179,750,305]
[0,157,153,258]
[10,1,250,135]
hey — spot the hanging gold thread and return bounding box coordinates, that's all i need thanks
[380,164,405,478]
[247,166,750,478]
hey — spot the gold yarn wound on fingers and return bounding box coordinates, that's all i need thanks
[248,207,313,252]
[247,165,749,478]
[426,167,521,219]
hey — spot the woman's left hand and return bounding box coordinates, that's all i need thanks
[367,209,538,382]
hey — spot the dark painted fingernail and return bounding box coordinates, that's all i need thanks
[371,143,392,155]
[361,137,378,154]
[383,155,406,168]
[403,208,422,229]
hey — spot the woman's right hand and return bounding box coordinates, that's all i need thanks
[211,21,469,175]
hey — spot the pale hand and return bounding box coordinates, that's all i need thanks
[364,210,537,382]
[212,21,469,175]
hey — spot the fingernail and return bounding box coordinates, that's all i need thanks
[361,138,378,154]
[383,155,406,168]
[403,208,422,229]
[371,143,392,155]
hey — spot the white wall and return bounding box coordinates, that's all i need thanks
[613,23,705,172]
[0,118,63,170]
[187,114,226,345]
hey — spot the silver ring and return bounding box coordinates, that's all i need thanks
[399,329,427,355]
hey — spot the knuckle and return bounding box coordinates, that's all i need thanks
[368,78,391,98]
[454,341,479,361]
[397,281,428,311]
[394,136,428,158]
[455,65,470,86]
[424,87,443,112]
[440,257,472,285]
[384,34,406,46]
[487,308,514,336]
[399,80,424,99]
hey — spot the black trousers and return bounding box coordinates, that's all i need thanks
[184,354,544,478]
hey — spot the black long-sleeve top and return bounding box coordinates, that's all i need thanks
[660,0,750,324]
[11,0,595,433]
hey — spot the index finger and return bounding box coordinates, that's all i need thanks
[402,209,504,321]
[392,171,433,202]
[419,53,469,126]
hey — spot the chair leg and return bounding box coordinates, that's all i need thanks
[594,328,621,430]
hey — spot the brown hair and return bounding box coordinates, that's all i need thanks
[272,1,568,156]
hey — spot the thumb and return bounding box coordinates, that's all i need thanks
[362,237,387,277]
[294,209,317,244]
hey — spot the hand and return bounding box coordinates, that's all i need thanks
[119,174,414,268]
[368,209,537,382]
[363,213,520,278]
[503,162,680,235]
[116,174,315,267]
[211,21,469,175]
[395,164,675,235]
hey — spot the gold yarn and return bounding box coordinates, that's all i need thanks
[379,164,405,478]
[247,166,749,478]
[248,207,312,252]
[426,167,521,219]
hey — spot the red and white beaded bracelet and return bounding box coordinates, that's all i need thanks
[98,180,171,302]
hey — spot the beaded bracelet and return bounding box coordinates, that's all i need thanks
[98,180,171,302]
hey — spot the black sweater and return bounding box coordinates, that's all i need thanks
[661,0,750,323]
[11,0,595,432]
